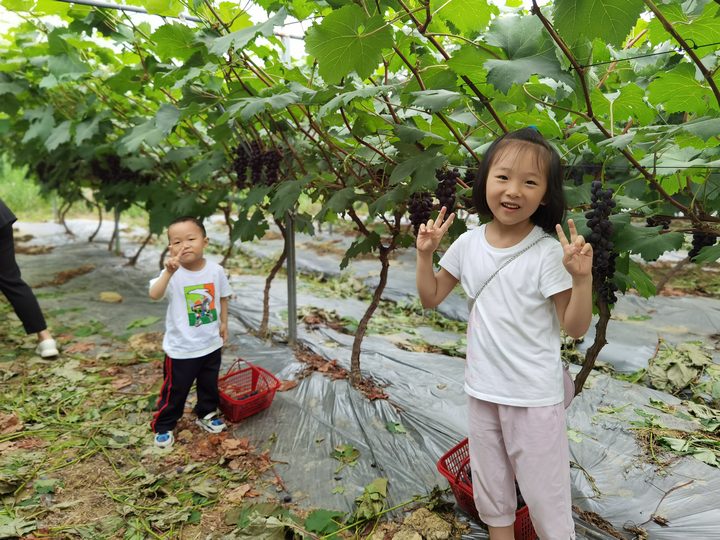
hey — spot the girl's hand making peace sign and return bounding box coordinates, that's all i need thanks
[417,206,455,254]
[556,219,593,279]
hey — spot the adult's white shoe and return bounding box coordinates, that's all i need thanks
[36,339,59,358]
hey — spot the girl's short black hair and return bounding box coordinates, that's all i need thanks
[168,216,207,237]
[471,128,565,233]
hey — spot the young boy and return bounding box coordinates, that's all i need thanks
[149,216,233,448]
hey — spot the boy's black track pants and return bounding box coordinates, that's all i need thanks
[151,347,222,433]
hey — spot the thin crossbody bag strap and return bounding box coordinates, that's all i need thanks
[468,234,552,312]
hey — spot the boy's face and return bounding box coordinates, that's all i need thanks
[167,220,208,269]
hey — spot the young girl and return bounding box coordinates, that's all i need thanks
[416,128,593,540]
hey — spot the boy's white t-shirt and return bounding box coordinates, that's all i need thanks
[149,260,233,359]
[440,225,572,407]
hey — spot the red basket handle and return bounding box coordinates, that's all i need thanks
[223,358,250,377]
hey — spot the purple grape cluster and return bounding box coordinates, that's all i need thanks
[435,168,460,214]
[586,180,618,304]
[646,215,671,230]
[263,148,282,185]
[408,192,433,236]
[464,162,477,186]
[233,144,250,189]
[249,141,264,186]
[689,232,717,261]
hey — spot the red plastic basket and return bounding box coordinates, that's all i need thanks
[218,359,280,423]
[437,438,537,540]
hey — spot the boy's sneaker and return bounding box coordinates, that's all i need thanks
[36,339,59,359]
[154,431,174,448]
[195,411,226,434]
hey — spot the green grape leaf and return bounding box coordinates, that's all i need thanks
[0,82,23,95]
[268,178,308,217]
[430,0,497,36]
[680,117,720,141]
[231,208,269,242]
[553,0,643,46]
[390,152,446,187]
[118,121,165,153]
[304,509,345,535]
[591,84,656,125]
[317,84,395,119]
[155,104,180,135]
[394,124,443,144]
[47,53,89,80]
[44,120,71,151]
[151,24,198,61]
[446,45,490,84]
[484,15,573,93]
[75,113,105,145]
[21,107,55,143]
[227,91,301,121]
[410,89,462,112]
[612,213,684,261]
[305,4,393,84]
[692,242,720,263]
[614,256,656,297]
[638,145,708,178]
[341,233,381,269]
[144,0,183,16]
[647,63,714,114]
[208,9,286,56]
[319,187,358,216]
[1,0,33,11]
[648,2,720,46]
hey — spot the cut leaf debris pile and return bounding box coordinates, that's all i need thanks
[33,264,96,288]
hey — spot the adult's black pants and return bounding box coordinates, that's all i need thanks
[0,224,47,334]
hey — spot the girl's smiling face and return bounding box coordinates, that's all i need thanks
[485,142,548,234]
[167,220,208,270]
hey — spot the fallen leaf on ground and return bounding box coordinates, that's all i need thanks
[0,412,23,434]
[128,332,163,356]
[222,437,251,457]
[225,483,253,503]
[65,342,95,354]
[278,380,298,392]
[111,377,133,390]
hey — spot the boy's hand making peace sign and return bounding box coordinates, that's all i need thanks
[417,206,455,254]
[556,219,593,279]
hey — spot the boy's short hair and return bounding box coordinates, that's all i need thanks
[168,216,207,237]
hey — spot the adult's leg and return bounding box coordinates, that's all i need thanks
[194,348,222,418]
[152,355,201,433]
[0,224,47,334]
[502,403,575,540]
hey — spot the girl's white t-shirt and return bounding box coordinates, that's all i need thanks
[149,261,233,359]
[440,225,572,407]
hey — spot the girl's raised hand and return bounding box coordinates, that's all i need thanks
[416,206,455,254]
[556,219,593,278]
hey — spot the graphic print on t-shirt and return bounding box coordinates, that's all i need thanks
[184,284,217,327]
